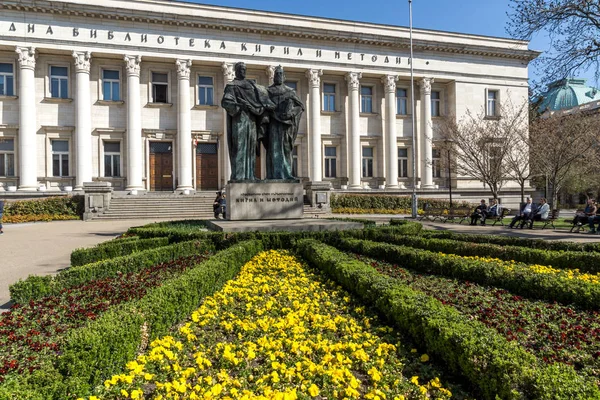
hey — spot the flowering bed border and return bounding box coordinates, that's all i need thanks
[367,229,600,273]
[296,239,600,400]
[0,240,264,399]
[333,238,600,310]
[70,237,170,267]
[10,240,215,304]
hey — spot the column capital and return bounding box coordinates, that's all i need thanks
[124,55,142,77]
[420,77,434,95]
[345,72,362,91]
[176,59,192,80]
[222,62,235,83]
[382,74,399,94]
[265,65,276,85]
[72,51,91,73]
[15,46,36,70]
[305,69,323,88]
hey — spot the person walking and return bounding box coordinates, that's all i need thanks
[0,199,4,234]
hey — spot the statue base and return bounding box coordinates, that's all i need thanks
[226,181,304,220]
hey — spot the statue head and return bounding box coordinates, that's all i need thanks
[273,65,284,85]
[234,62,247,80]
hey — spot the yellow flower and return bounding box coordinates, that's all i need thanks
[308,384,320,397]
[420,354,430,362]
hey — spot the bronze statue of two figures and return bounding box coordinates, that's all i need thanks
[222,63,304,181]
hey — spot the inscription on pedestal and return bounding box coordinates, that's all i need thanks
[226,182,303,220]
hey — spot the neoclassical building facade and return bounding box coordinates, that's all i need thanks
[0,0,536,195]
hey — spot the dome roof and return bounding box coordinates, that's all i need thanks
[538,78,600,113]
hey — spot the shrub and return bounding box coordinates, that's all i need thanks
[330,194,472,211]
[70,237,169,266]
[3,196,84,218]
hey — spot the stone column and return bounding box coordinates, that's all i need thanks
[306,69,323,182]
[124,55,144,191]
[383,74,399,189]
[346,72,362,189]
[176,59,193,191]
[15,46,37,190]
[221,62,235,185]
[73,51,92,191]
[420,77,434,188]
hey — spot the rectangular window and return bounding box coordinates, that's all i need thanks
[432,148,441,178]
[103,141,121,177]
[151,72,169,103]
[361,86,373,113]
[52,140,69,177]
[292,146,298,177]
[198,76,214,105]
[324,146,337,178]
[102,69,120,101]
[398,147,408,178]
[362,147,374,178]
[487,90,498,117]
[323,83,336,112]
[431,91,441,117]
[285,81,298,92]
[396,88,408,115]
[0,138,15,176]
[0,63,14,96]
[50,66,69,99]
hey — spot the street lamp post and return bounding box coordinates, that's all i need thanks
[409,0,418,218]
[446,142,453,210]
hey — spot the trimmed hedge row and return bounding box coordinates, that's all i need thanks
[70,237,169,266]
[3,196,84,218]
[365,230,600,274]
[332,238,600,310]
[330,193,472,210]
[296,239,600,400]
[0,240,264,399]
[9,240,214,304]
[421,230,600,252]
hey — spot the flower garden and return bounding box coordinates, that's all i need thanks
[1,219,600,399]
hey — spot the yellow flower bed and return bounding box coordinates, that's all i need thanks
[92,250,452,400]
[441,253,600,285]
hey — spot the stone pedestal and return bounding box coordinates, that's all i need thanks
[83,181,113,221]
[226,181,303,220]
[304,181,332,213]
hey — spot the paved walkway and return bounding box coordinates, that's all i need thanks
[1,214,599,310]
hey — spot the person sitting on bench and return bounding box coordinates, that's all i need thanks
[573,199,597,227]
[524,197,549,229]
[509,197,533,228]
[470,199,487,225]
[481,199,501,226]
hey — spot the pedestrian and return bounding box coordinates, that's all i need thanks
[213,191,227,219]
[0,199,4,235]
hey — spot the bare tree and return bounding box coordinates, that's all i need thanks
[504,103,534,203]
[529,113,600,209]
[436,104,523,200]
[507,0,600,87]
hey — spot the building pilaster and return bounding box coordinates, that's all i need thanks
[73,51,92,191]
[383,74,399,189]
[15,46,37,190]
[306,69,323,182]
[420,77,434,188]
[124,55,144,191]
[176,59,193,191]
[346,71,362,189]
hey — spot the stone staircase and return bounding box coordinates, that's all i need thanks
[92,192,216,220]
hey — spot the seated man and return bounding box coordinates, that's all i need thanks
[470,199,487,226]
[574,198,597,227]
[213,191,227,219]
[509,197,533,228]
[587,201,600,234]
[481,199,501,226]
[524,197,549,229]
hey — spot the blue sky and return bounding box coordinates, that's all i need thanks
[183,0,597,89]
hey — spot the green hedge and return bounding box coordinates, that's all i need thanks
[296,239,599,400]
[70,237,169,266]
[3,196,84,218]
[332,238,600,310]
[420,230,600,252]
[0,240,264,399]
[325,217,377,227]
[9,240,214,304]
[366,230,600,274]
[331,194,472,210]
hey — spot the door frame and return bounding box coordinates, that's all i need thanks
[148,139,174,191]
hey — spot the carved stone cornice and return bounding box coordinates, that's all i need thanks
[15,46,36,70]
[72,51,91,73]
[123,55,142,77]
[305,69,323,88]
[176,59,192,80]
[345,72,362,91]
[265,65,276,85]
[420,77,434,95]
[381,74,399,94]
[222,62,235,83]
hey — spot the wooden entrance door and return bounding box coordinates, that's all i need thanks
[195,143,218,190]
[149,141,173,191]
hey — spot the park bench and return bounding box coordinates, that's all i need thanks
[441,207,472,224]
[567,209,587,232]
[417,207,445,222]
[531,209,560,230]
[491,207,511,226]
